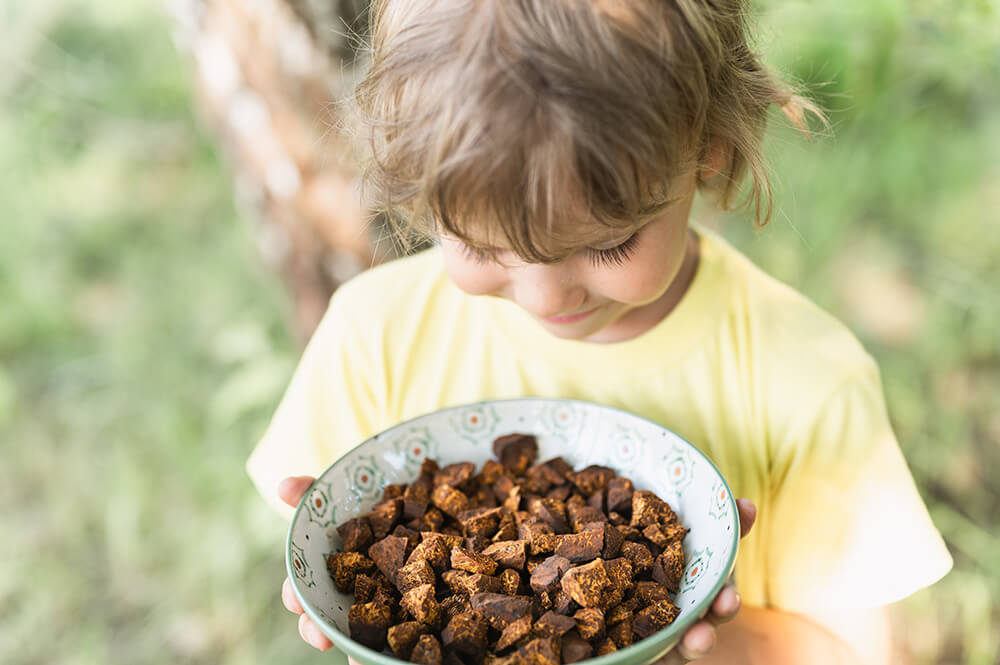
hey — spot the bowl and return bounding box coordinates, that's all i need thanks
[286,398,739,665]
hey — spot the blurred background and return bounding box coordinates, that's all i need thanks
[1,0,997,663]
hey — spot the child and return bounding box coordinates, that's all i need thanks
[251,0,952,662]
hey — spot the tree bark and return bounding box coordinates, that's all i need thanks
[165,0,391,341]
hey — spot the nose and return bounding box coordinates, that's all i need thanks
[510,263,587,319]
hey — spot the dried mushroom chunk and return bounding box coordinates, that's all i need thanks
[348,601,392,650]
[560,559,611,608]
[327,552,375,593]
[410,634,443,665]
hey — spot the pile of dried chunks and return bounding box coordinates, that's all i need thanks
[327,433,688,665]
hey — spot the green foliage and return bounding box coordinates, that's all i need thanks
[1,0,997,664]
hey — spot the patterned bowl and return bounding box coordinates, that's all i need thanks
[287,398,739,665]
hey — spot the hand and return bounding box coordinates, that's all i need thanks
[279,476,335,650]
[279,475,757,661]
[658,498,757,663]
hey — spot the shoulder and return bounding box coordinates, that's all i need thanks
[331,248,449,315]
[700,229,880,439]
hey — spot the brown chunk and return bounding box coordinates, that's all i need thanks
[529,555,571,594]
[567,503,606,532]
[441,612,488,658]
[608,619,634,648]
[606,478,633,515]
[388,621,428,659]
[394,524,422,552]
[519,521,558,556]
[482,540,528,570]
[634,581,672,606]
[566,465,616,496]
[603,557,635,593]
[620,541,654,576]
[546,485,572,502]
[458,507,502,539]
[407,536,451,573]
[493,475,517,502]
[594,637,617,656]
[435,462,476,488]
[561,633,593,664]
[442,570,503,595]
[382,484,406,500]
[493,512,518,542]
[353,573,379,603]
[643,522,688,548]
[336,517,373,553]
[496,613,533,652]
[369,498,404,540]
[630,490,677,528]
[451,546,500,575]
[534,611,576,637]
[397,558,436,593]
[327,551,375,593]
[493,433,538,475]
[369,535,409,585]
[598,588,625,612]
[607,511,626,526]
[528,497,570,533]
[651,540,685,593]
[517,636,561,665]
[499,568,522,596]
[440,594,473,622]
[348,600,392,650]
[401,584,441,627]
[551,590,576,615]
[633,600,680,638]
[601,522,624,559]
[554,530,604,563]
[432,484,470,518]
[587,490,605,513]
[605,605,632,626]
[469,592,531,630]
[616,524,643,541]
[410,634,443,665]
[479,459,506,485]
[403,484,432,520]
[560,559,611,608]
[423,531,464,550]
[573,608,606,641]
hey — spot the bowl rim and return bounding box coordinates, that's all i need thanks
[286,397,740,665]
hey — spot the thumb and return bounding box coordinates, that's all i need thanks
[278,476,316,508]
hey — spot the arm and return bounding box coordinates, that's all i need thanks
[697,605,892,665]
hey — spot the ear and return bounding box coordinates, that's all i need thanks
[699,141,729,181]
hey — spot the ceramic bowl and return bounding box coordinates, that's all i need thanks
[287,398,739,665]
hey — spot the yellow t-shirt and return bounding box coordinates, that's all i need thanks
[248,227,951,614]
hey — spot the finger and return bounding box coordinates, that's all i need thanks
[675,620,716,661]
[282,577,304,614]
[705,586,741,625]
[298,613,333,651]
[279,476,316,508]
[736,498,757,538]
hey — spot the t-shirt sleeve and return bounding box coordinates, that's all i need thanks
[246,289,381,517]
[765,358,952,611]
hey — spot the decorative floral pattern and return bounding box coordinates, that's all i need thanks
[663,444,695,494]
[304,482,335,527]
[392,426,439,472]
[290,542,315,588]
[681,547,713,593]
[708,479,731,521]
[343,455,385,501]
[450,404,500,444]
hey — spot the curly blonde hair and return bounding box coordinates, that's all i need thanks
[355,0,822,261]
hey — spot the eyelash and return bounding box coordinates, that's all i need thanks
[587,234,640,267]
[460,234,640,267]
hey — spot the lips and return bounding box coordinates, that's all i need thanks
[544,307,599,324]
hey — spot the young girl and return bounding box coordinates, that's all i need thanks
[251,1,952,662]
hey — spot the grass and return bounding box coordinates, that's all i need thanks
[1,1,997,664]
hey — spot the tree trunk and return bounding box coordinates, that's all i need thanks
[165,0,392,341]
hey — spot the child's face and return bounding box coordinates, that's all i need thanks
[439,173,699,343]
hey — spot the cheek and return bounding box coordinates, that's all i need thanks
[440,250,506,296]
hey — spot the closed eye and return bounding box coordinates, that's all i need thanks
[460,243,498,264]
[586,233,640,267]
